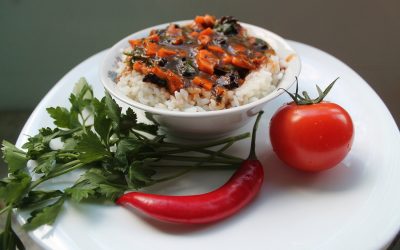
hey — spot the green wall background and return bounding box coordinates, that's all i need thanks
[0,0,399,124]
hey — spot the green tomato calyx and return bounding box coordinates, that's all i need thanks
[281,77,339,105]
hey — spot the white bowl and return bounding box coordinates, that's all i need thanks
[100,20,301,138]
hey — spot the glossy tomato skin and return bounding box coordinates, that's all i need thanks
[269,101,354,172]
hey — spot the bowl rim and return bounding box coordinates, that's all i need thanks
[100,20,301,118]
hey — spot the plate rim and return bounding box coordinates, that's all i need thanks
[14,41,400,250]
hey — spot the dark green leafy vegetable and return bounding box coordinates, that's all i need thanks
[0,78,249,250]
[215,16,241,36]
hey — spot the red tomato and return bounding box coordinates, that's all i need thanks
[269,101,354,172]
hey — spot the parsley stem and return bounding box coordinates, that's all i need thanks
[79,113,87,133]
[0,204,11,215]
[146,163,239,169]
[152,167,194,183]
[48,159,81,176]
[130,130,149,141]
[30,162,85,189]
[57,153,79,158]
[139,150,242,161]
[146,147,242,160]
[143,132,249,160]
[159,132,250,149]
[48,162,85,179]
[146,155,241,164]
[150,140,237,184]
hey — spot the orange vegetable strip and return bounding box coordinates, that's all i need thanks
[203,15,216,26]
[194,16,206,25]
[151,67,168,79]
[222,54,232,64]
[232,55,255,69]
[199,27,213,36]
[198,35,211,45]
[145,42,158,56]
[166,70,184,93]
[128,39,142,48]
[192,76,213,90]
[196,49,218,74]
[208,45,225,54]
[157,47,177,57]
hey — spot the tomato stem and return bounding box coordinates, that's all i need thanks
[248,111,263,160]
[281,77,339,105]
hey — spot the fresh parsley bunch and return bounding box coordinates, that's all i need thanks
[0,78,248,250]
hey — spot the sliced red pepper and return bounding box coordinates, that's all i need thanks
[207,45,225,54]
[128,39,142,48]
[146,34,160,43]
[196,49,218,74]
[133,61,151,75]
[232,54,256,69]
[194,16,206,26]
[166,70,184,93]
[222,54,232,64]
[198,34,211,45]
[194,15,216,28]
[230,44,247,54]
[192,76,213,90]
[189,31,199,38]
[171,36,184,45]
[157,47,177,57]
[252,56,267,65]
[166,24,182,36]
[145,42,158,56]
[199,27,213,36]
[203,15,216,27]
[151,66,167,79]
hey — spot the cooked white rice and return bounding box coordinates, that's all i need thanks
[115,53,284,112]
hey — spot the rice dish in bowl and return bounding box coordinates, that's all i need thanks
[100,15,301,137]
[113,15,289,112]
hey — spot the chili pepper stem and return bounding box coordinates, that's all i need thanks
[248,111,263,160]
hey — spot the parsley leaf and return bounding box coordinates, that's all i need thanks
[120,108,158,135]
[132,122,158,135]
[128,161,156,188]
[1,140,28,173]
[71,168,125,201]
[23,196,65,231]
[0,171,31,205]
[104,92,121,129]
[69,78,94,115]
[119,107,137,135]
[76,130,111,163]
[65,184,95,203]
[33,151,57,175]
[46,107,80,129]
[97,184,123,200]
[18,190,64,209]
[92,97,112,144]
[22,127,60,159]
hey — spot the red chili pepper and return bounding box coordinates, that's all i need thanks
[116,112,265,224]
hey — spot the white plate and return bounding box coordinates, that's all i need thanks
[15,41,400,250]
